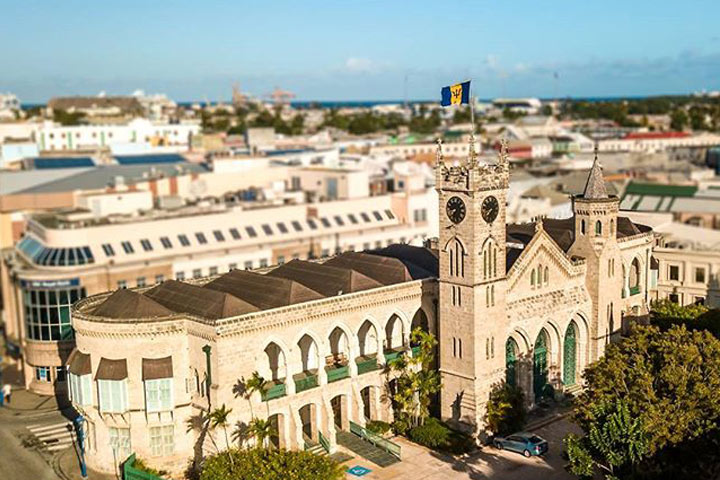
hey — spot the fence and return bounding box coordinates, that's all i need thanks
[123,454,166,480]
[349,421,401,459]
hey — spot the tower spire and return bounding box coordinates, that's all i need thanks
[582,144,608,199]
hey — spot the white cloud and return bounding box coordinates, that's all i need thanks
[344,57,381,74]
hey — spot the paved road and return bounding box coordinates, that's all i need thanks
[0,410,64,480]
[343,417,581,480]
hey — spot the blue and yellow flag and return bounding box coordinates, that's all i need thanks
[441,80,470,106]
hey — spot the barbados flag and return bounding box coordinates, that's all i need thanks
[441,80,471,106]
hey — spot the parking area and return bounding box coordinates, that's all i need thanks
[343,417,580,480]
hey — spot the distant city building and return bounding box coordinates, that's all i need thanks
[491,97,542,115]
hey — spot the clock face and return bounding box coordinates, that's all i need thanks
[482,195,499,223]
[446,196,466,224]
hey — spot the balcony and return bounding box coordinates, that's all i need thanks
[383,348,405,364]
[629,285,641,296]
[326,364,350,383]
[293,370,319,393]
[261,380,286,401]
[356,356,379,375]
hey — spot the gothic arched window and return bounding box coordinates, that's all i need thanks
[531,270,536,287]
[595,220,603,236]
[581,219,586,235]
[544,266,549,284]
[448,238,465,278]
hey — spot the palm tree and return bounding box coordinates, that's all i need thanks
[248,418,277,448]
[244,371,267,417]
[208,404,234,455]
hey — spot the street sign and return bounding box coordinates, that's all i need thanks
[347,465,372,477]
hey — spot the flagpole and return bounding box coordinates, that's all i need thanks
[469,79,477,166]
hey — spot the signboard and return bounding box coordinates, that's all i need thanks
[347,466,372,477]
[20,278,80,289]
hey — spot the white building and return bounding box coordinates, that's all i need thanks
[37,118,200,153]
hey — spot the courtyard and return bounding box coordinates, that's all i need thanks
[341,417,579,480]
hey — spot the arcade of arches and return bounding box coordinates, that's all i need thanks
[505,316,586,404]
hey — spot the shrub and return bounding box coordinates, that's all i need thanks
[409,418,450,449]
[365,420,392,435]
[132,457,168,477]
[407,418,475,454]
[484,383,527,436]
[199,447,345,480]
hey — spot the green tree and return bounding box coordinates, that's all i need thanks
[568,324,720,477]
[388,328,441,432]
[565,399,649,479]
[248,418,276,448]
[199,447,344,480]
[240,371,267,418]
[209,404,234,453]
[651,299,708,320]
[670,109,688,131]
[484,383,526,436]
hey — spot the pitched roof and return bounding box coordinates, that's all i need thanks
[92,288,174,319]
[368,244,438,278]
[325,251,414,285]
[144,280,258,319]
[582,157,609,199]
[204,269,324,310]
[268,259,383,297]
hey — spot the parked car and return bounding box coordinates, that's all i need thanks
[493,432,549,457]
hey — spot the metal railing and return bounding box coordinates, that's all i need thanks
[123,454,166,480]
[319,431,330,453]
[261,381,286,401]
[349,421,401,460]
[326,365,349,383]
[356,357,379,375]
[294,373,318,393]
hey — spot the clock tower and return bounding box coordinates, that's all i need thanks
[435,138,510,435]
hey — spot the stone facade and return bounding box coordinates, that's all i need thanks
[70,278,436,474]
[66,143,654,474]
[435,140,653,434]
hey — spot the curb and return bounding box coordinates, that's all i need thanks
[525,411,570,431]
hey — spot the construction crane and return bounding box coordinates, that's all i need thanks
[265,86,296,106]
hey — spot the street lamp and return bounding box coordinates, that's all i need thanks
[73,415,88,479]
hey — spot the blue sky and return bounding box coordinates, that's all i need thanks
[3,0,720,102]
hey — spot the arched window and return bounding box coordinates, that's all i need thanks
[491,285,495,306]
[531,270,536,287]
[610,219,615,234]
[506,338,518,386]
[543,266,549,284]
[630,258,641,290]
[580,219,586,235]
[482,240,497,280]
[448,239,465,278]
[595,220,602,236]
[485,286,490,307]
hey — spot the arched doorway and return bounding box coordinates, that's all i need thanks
[533,329,549,400]
[298,404,317,442]
[506,338,518,387]
[385,314,405,352]
[267,413,284,449]
[563,322,577,386]
[360,386,372,420]
[411,309,429,336]
[330,394,348,431]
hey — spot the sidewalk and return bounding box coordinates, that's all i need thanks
[0,363,66,414]
[55,444,116,480]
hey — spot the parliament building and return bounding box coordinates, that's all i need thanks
[67,144,654,474]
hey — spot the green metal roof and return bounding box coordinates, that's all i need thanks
[624,182,698,198]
